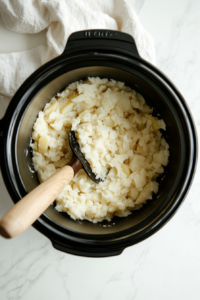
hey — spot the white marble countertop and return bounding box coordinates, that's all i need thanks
[0,0,200,299]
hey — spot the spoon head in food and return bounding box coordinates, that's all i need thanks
[68,130,102,183]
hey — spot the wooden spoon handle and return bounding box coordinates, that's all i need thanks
[0,165,74,239]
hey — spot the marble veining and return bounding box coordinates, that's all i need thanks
[1,0,200,299]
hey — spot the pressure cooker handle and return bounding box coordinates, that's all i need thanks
[52,241,124,258]
[63,30,140,58]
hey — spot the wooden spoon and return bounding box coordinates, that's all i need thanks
[0,130,101,239]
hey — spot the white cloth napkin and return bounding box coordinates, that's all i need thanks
[0,0,155,108]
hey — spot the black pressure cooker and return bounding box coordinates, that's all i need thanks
[0,30,197,257]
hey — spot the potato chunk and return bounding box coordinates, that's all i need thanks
[145,114,165,131]
[121,163,131,177]
[44,99,59,116]
[38,136,48,153]
[106,118,115,127]
[60,100,73,114]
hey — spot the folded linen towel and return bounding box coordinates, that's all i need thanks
[0,0,155,108]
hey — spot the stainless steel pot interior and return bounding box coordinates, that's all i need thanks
[17,66,182,235]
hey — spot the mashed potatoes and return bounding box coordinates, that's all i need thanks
[31,77,169,223]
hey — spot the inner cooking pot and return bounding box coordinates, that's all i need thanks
[0,30,197,257]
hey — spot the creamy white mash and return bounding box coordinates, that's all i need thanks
[31,77,169,223]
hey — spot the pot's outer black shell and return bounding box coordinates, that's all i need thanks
[0,30,198,257]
